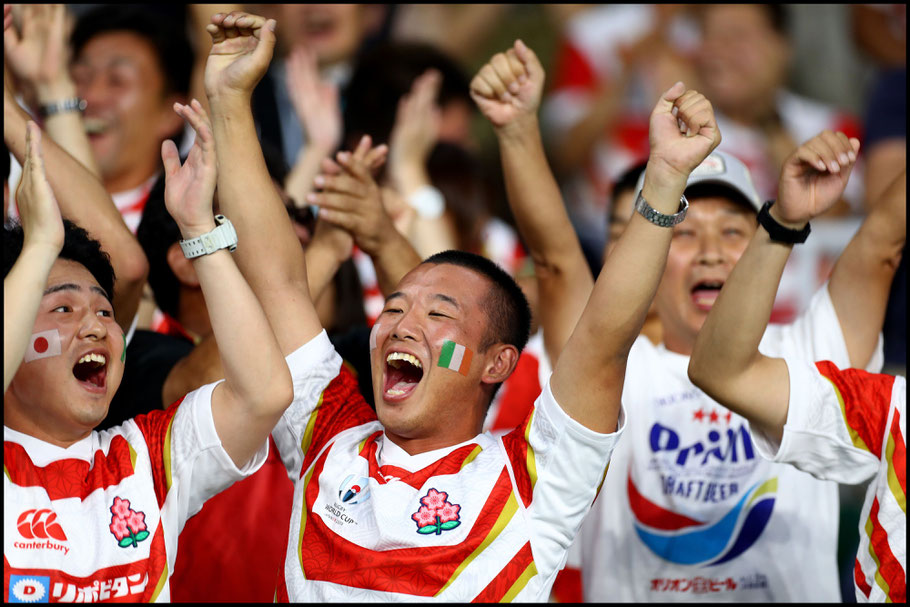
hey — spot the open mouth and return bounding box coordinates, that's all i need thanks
[383,352,424,400]
[73,352,107,390]
[691,280,724,311]
[83,117,110,137]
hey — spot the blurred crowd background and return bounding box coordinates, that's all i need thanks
[3,4,905,603]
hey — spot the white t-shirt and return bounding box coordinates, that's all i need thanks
[751,358,906,603]
[4,381,268,603]
[574,284,884,601]
[271,330,624,602]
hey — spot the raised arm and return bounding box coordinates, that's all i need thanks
[4,74,148,334]
[827,167,905,369]
[4,122,64,391]
[470,40,593,365]
[161,99,292,467]
[688,132,862,442]
[203,11,322,354]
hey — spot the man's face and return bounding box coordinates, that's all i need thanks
[604,187,638,262]
[370,263,500,448]
[5,259,125,446]
[654,196,756,354]
[71,31,183,190]
[277,4,372,66]
[696,4,789,113]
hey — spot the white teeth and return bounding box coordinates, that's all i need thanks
[386,352,422,369]
[78,353,106,365]
[83,118,108,134]
[386,389,406,396]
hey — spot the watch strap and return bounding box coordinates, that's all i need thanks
[634,191,689,227]
[39,98,87,118]
[757,200,810,244]
[179,215,238,258]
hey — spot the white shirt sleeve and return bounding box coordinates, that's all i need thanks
[750,356,880,485]
[169,379,270,521]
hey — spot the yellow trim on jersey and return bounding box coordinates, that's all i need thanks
[595,463,610,498]
[4,465,9,482]
[747,477,778,507]
[149,563,168,601]
[435,493,520,596]
[358,435,370,454]
[163,418,174,491]
[299,393,325,458]
[297,463,318,580]
[129,443,138,472]
[501,560,538,602]
[864,516,892,600]
[460,445,483,470]
[524,412,537,492]
[824,376,873,453]
[885,431,906,514]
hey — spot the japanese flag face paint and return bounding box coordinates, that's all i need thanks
[369,320,381,351]
[24,329,62,362]
[438,340,473,376]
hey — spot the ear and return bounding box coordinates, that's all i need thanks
[480,344,520,386]
[166,242,200,288]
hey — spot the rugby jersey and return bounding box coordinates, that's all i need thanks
[271,330,624,601]
[4,381,267,603]
[752,359,906,603]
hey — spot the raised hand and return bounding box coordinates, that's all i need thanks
[388,69,441,195]
[646,82,721,191]
[286,43,342,154]
[161,99,218,236]
[3,4,69,92]
[774,131,861,228]
[204,11,277,101]
[306,135,393,255]
[469,39,544,131]
[15,122,64,255]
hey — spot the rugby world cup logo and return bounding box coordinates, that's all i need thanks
[338,475,371,505]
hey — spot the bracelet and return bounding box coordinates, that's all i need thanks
[407,185,445,219]
[634,191,689,227]
[757,200,810,244]
[39,97,87,118]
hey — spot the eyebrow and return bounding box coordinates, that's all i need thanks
[44,283,111,301]
[383,292,460,308]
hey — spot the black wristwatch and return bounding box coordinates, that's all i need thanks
[757,200,811,244]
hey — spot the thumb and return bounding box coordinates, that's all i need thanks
[252,18,277,65]
[161,140,181,178]
[653,81,685,116]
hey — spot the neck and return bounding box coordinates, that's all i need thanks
[104,163,159,195]
[4,399,94,449]
[661,329,695,357]
[383,429,480,457]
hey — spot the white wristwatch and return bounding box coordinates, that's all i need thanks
[407,185,445,219]
[179,215,238,258]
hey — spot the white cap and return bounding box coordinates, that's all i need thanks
[635,150,762,212]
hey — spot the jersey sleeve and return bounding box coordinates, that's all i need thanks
[762,282,884,372]
[501,377,625,576]
[271,330,377,480]
[750,357,891,485]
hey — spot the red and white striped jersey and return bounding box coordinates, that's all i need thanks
[4,381,268,603]
[753,359,906,603]
[271,331,623,601]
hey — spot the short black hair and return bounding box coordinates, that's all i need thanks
[422,250,531,355]
[3,219,116,303]
[612,160,648,202]
[70,4,193,97]
[342,42,472,148]
[136,175,180,318]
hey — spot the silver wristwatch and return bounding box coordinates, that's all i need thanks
[634,191,689,227]
[179,215,238,258]
[39,97,87,118]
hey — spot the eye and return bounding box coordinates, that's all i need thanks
[723,227,746,237]
[382,307,402,315]
[673,228,696,238]
[97,309,113,318]
[429,311,450,319]
[51,305,71,313]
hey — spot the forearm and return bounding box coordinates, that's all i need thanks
[369,230,423,296]
[3,245,58,391]
[35,79,101,177]
[304,232,349,302]
[5,99,148,330]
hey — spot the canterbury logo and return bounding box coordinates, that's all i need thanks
[17,509,68,541]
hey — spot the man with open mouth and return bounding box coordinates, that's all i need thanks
[202,12,721,601]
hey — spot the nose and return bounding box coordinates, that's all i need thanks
[390,309,420,342]
[77,310,108,341]
[695,231,725,266]
[77,73,108,113]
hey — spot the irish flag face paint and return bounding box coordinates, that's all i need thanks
[438,340,473,376]
[24,329,62,362]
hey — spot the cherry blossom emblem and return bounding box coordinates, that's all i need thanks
[108,497,149,548]
[411,488,461,535]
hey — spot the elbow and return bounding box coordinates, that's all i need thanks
[261,369,295,418]
[687,354,715,395]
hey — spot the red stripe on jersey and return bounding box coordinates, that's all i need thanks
[816,361,895,457]
[4,436,137,501]
[551,566,584,603]
[358,433,483,490]
[299,463,516,596]
[868,496,906,602]
[472,542,535,602]
[551,39,598,91]
[627,474,702,531]
[300,366,377,474]
[3,523,168,601]
[890,410,906,497]
[132,403,181,507]
[501,414,535,508]
[854,558,872,598]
